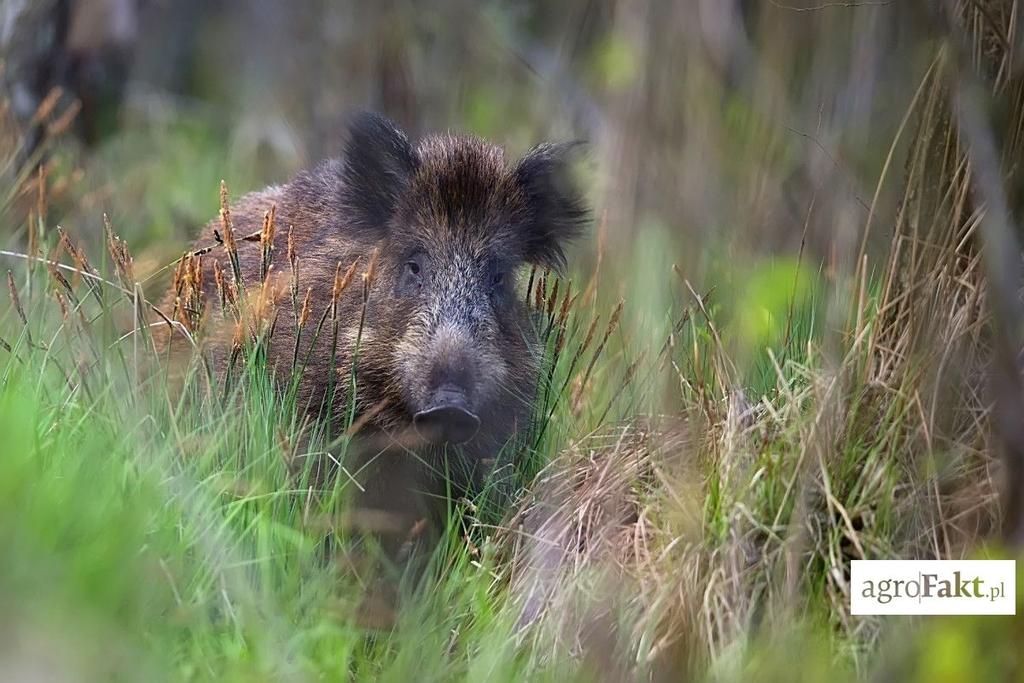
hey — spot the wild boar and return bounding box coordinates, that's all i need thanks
[169,112,587,558]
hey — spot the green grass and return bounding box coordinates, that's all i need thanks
[2,203,1017,680]
[2,10,1023,672]
[0,270,581,681]
[2,175,1020,679]
[0,217,814,680]
[0,221,652,681]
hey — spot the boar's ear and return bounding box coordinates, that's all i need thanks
[513,142,588,270]
[340,112,418,235]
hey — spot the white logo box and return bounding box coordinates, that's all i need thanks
[850,560,1016,615]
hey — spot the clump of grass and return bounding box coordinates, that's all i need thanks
[489,6,1013,680]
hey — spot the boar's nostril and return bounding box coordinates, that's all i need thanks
[413,406,480,444]
[413,385,481,444]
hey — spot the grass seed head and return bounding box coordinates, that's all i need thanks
[299,287,313,329]
[7,270,27,327]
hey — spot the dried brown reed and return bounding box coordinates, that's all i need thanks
[491,3,1012,676]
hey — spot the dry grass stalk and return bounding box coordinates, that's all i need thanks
[7,270,29,341]
[47,259,76,304]
[545,277,560,320]
[361,247,380,299]
[52,288,69,322]
[46,99,81,138]
[341,248,381,425]
[525,265,537,306]
[552,283,577,357]
[27,207,38,263]
[212,260,227,316]
[534,268,549,311]
[568,314,601,415]
[103,214,135,289]
[287,225,296,272]
[218,180,244,295]
[292,286,314,372]
[57,226,96,280]
[287,225,301,337]
[556,281,574,329]
[34,165,46,229]
[29,87,62,127]
[575,299,624,403]
[299,287,313,329]
[259,204,277,283]
[296,255,362,384]
[173,296,192,334]
[334,259,360,303]
[326,262,347,403]
[169,252,188,321]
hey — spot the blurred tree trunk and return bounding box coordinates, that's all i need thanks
[1,0,137,152]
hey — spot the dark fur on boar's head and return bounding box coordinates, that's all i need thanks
[180,113,587,487]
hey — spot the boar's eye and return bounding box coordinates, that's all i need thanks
[399,253,424,293]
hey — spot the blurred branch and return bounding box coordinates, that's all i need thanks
[766,0,895,11]
[785,125,871,213]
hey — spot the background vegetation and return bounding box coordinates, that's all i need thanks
[1,1,1022,680]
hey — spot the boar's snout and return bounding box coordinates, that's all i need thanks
[410,326,486,444]
[413,384,481,444]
